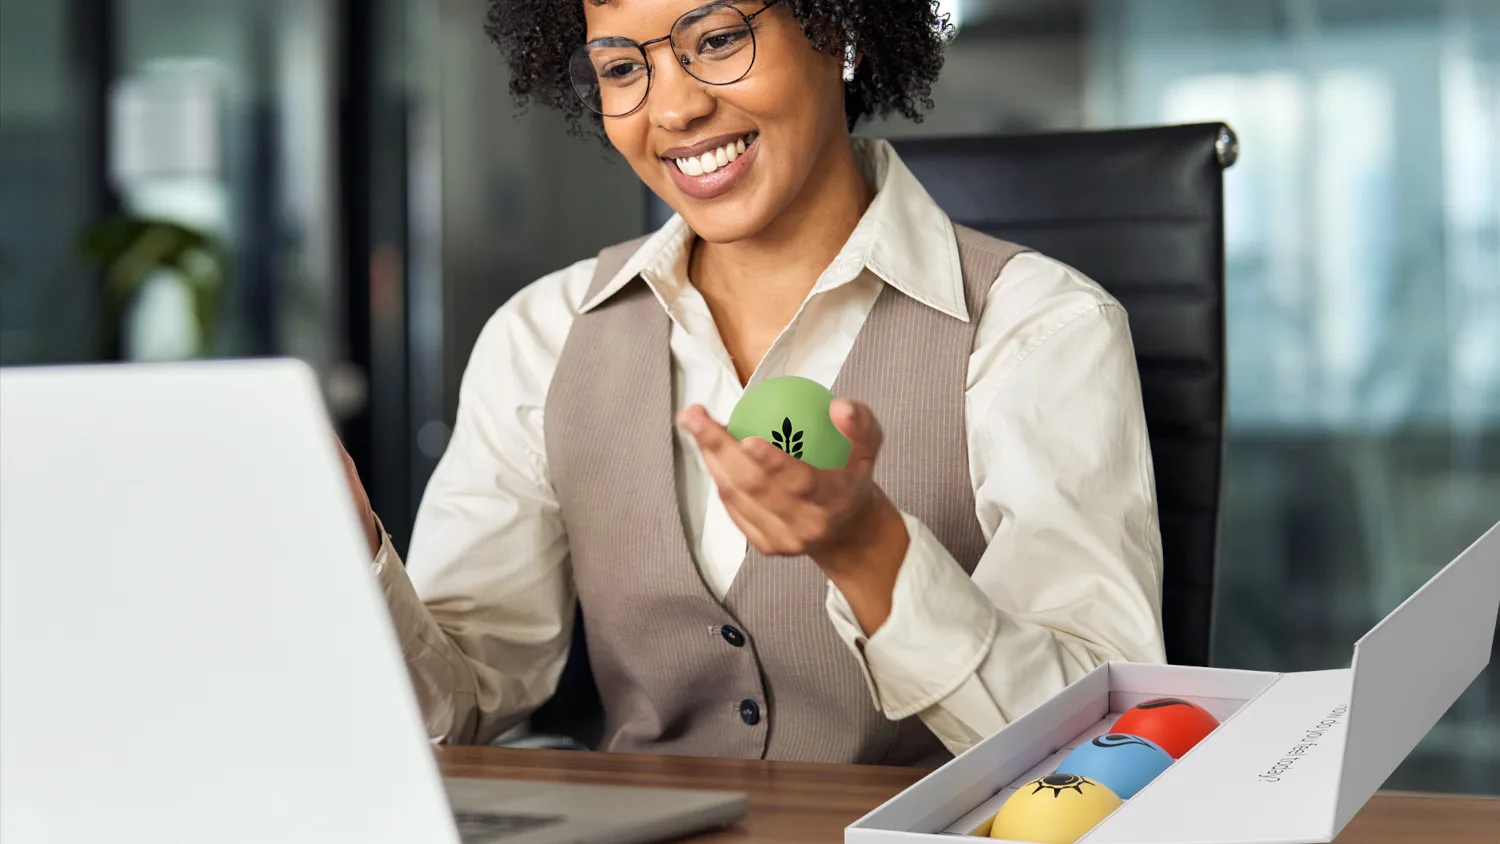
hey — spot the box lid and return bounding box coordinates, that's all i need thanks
[1332,520,1500,833]
[1079,669,1350,844]
[1085,520,1499,844]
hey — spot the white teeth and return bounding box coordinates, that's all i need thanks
[672,133,755,176]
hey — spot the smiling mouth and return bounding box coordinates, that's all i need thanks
[666,132,758,176]
[660,132,761,202]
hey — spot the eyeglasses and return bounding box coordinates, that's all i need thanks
[569,0,782,118]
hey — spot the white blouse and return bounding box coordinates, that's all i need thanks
[374,137,1167,754]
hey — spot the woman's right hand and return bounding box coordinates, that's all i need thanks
[335,435,382,559]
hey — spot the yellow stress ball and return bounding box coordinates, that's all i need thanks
[988,774,1122,843]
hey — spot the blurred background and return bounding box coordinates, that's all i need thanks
[1,0,1495,793]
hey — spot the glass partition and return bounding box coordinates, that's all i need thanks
[872,0,1498,793]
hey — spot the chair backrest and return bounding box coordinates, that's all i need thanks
[643,123,1234,666]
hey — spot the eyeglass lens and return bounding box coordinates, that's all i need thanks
[569,4,760,117]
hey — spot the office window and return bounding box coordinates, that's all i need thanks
[0,0,345,370]
[112,0,344,369]
[0,0,101,364]
[874,0,1499,793]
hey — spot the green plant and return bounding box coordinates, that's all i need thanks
[75,214,228,358]
[770,416,804,460]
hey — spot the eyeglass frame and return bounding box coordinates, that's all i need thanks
[571,0,784,118]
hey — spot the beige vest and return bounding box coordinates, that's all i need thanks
[543,225,1028,766]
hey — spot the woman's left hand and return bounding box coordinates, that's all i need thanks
[676,398,909,583]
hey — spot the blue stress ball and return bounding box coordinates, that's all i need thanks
[1053,733,1175,800]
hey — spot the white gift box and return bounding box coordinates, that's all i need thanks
[847,521,1500,844]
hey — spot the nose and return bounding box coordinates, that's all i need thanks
[645,45,716,132]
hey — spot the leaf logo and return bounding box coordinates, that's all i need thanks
[769,417,804,460]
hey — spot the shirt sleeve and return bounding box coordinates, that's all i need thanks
[372,265,588,746]
[826,286,1166,755]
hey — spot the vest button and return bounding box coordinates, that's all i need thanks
[738,699,761,726]
[720,625,745,647]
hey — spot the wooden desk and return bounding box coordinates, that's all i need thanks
[437,746,1500,843]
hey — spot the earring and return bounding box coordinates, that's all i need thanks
[842,43,857,83]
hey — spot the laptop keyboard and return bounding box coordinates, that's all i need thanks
[453,810,566,842]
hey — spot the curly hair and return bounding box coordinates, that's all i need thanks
[484,1,953,140]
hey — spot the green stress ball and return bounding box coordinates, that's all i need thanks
[727,376,850,470]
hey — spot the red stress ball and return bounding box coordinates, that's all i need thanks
[1110,697,1221,759]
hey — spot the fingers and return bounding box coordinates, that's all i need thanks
[680,404,833,556]
[830,399,883,477]
[680,406,770,487]
[694,427,795,517]
[741,435,817,496]
[708,458,828,557]
[677,401,885,558]
[332,429,379,557]
[697,440,798,551]
[717,492,780,555]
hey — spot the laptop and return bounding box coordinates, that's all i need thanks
[0,360,748,844]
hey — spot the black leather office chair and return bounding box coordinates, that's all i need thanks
[870,124,1235,668]
[531,122,1235,748]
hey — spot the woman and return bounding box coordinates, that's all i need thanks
[342,0,1166,767]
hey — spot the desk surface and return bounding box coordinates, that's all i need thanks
[437,746,1500,843]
